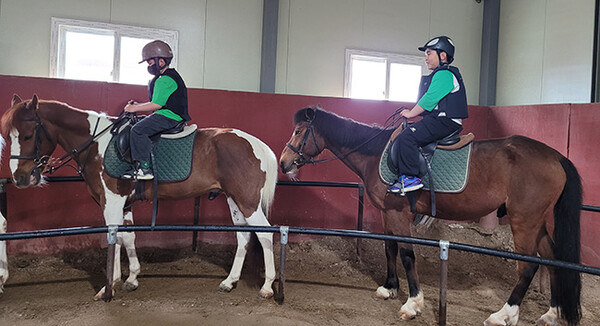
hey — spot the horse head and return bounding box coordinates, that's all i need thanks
[279,106,326,178]
[1,94,56,188]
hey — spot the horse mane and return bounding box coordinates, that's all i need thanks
[295,106,394,156]
[0,100,23,139]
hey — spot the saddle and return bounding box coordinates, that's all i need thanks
[111,113,191,163]
[106,113,197,183]
[384,125,474,217]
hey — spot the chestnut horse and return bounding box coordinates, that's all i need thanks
[1,95,278,301]
[279,107,582,326]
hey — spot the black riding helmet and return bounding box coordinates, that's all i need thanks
[418,36,455,65]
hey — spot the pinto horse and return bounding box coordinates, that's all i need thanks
[279,107,582,326]
[1,95,278,301]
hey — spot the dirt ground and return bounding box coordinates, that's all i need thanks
[0,220,598,326]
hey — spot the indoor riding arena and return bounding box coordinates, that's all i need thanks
[1,1,600,326]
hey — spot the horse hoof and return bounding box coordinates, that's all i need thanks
[373,286,397,300]
[259,289,274,300]
[219,282,233,293]
[122,281,138,292]
[93,288,116,301]
[483,319,506,326]
[399,311,417,321]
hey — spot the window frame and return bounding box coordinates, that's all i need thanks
[50,18,178,83]
[344,49,428,101]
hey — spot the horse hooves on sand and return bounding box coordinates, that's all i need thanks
[218,282,234,293]
[93,287,116,301]
[122,281,138,292]
[259,289,274,300]
[373,286,397,300]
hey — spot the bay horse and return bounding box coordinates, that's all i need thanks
[279,106,582,326]
[1,94,278,301]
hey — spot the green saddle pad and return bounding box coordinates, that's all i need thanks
[379,141,472,193]
[104,131,196,182]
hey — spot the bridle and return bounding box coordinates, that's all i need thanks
[285,108,407,167]
[9,114,52,170]
[285,118,327,166]
[9,112,112,175]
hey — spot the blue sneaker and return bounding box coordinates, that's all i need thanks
[388,175,423,194]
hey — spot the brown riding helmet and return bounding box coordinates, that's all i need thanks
[139,40,173,63]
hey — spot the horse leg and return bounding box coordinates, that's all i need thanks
[485,223,541,326]
[398,244,424,320]
[220,197,275,299]
[535,233,560,326]
[377,210,423,320]
[93,189,128,301]
[120,210,140,292]
[374,239,399,299]
[219,230,250,293]
[0,213,8,293]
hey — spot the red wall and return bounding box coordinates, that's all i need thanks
[1,75,599,267]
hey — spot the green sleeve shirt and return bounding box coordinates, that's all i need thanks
[151,75,183,121]
[417,70,455,112]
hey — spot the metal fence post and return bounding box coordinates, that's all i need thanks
[438,240,450,326]
[278,225,289,304]
[102,224,119,302]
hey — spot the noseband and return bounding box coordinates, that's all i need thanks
[285,118,323,166]
[9,114,51,169]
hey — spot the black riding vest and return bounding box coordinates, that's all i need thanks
[148,68,191,121]
[417,65,468,119]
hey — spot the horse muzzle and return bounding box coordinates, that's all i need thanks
[13,167,42,188]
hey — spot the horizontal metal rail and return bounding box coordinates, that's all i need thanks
[1,224,599,276]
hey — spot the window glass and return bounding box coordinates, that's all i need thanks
[51,18,178,85]
[350,57,386,100]
[120,37,154,85]
[389,63,422,102]
[345,49,426,102]
[64,31,114,82]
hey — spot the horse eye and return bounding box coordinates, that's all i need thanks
[24,135,33,141]
[294,129,301,135]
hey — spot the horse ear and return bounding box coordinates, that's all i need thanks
[26,94,39,110]
[305,107,316,121]
[11,94,22,106]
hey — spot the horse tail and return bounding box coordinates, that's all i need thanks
[260,144,278,219]
[0,135,4,165]
[553,157,582,325]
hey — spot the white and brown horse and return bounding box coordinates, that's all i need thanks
[1,94,278,301]
[280,107,582,326]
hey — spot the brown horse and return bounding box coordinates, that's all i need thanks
[1,95,278,301]
[279,107,582,326]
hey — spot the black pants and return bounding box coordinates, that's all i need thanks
[392,115,461,177]
[130,113,181,163]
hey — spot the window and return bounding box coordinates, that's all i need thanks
[50,18,178,85]
[344,49,428,102]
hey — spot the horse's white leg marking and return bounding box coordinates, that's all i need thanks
[120,211,140,291]
[535,307,558,326]
[9,130,21,175]
[0,213,8,293]
[94,175,129,300]
[220,197,250,292]
[221,197,275,298]
[484,303,520,326]
[243,202,275,298]
[399,291,424,320]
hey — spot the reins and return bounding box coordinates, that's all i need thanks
[43,116,113,176]
[287,107,407,166]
